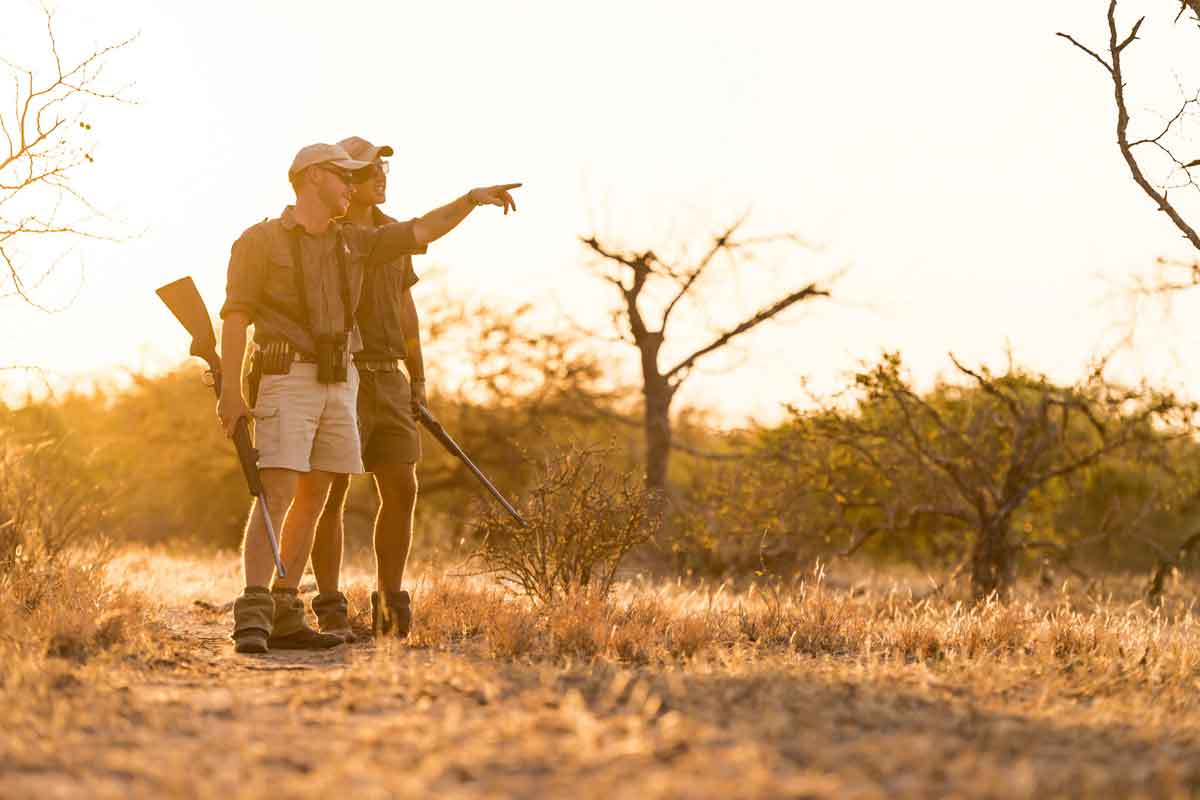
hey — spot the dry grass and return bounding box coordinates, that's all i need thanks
[0,432,155,697]
[363,565,1200,690]
[2,552,1200,798]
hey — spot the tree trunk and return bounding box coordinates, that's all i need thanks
[970,522,1016,599]
[643,377,673,501]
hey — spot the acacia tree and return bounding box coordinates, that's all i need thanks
[1,7,133,310]
[581,218,829,500]
[777,354,1195,598]
[1058,1,1200,290]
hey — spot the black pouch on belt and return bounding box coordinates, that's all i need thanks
[316,332,349,384]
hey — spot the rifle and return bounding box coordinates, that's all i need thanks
[155,276,287,577]
[414,404,527,526]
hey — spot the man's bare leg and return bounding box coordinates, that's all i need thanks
[243,468,298,588]
[374,463,419,591]
[312,474,350,594]
[248,469,344,649]
[233,468,297,653]
[371,462,418,637]
[272,469,336,591]
[309,473,357,641]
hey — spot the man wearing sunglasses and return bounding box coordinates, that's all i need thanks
[218,141,520,653]
[308,136,427,642]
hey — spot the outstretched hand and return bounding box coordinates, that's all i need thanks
[468,183,522,215]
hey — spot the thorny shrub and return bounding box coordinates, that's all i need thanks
[469,443,660,605]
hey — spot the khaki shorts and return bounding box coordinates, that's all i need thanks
[357,369,421,470]
[252,363,364,474]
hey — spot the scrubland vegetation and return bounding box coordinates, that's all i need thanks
[4,337,1200,796]
[4,1,1200,795]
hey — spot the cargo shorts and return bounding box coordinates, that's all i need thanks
[252,363,364,474]
[357,369,421,470]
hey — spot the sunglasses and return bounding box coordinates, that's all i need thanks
[355,161,389,181]
[317,165,355,185]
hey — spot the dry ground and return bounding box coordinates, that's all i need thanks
[3,552,1200,799]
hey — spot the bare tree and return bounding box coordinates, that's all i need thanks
[580,218,829,501]
[1058,1,1200,291]
[1,6,134,310]
[778,353,1195,599]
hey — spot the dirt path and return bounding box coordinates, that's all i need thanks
[4,553,1200,799]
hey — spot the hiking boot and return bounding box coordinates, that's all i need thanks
[231,586,273,654]
[371,590,412,638]
[311,591,357,644]
[267,587,343,650]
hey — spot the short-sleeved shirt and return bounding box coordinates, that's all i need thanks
[356,207,420,361]
[220,206,425,356]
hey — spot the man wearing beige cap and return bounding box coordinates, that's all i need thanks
[218,141,519,653]
[309,136,428,641]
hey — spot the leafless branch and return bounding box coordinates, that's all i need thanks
[660,214,749,327]
[0,6,134,310]
[1060,1,1200,263]
[664,283,828,383]
[1054,32,1112,73]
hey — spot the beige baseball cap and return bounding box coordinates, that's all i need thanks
[337,136,394,163]
[288,143,372,180]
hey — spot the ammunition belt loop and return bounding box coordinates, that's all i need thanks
[260,341,294,375]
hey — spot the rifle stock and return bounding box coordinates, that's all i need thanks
[156,276,286,577]
[156,277,219,372]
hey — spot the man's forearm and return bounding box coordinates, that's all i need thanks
[405,338,425,386]
[399,292,425,381]
[412,193,475,246]
[220,313,250,400]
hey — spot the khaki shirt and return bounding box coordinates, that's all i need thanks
[220,206,425,356]
[356,207,420,361]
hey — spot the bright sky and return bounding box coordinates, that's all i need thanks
[2,0,1199,425]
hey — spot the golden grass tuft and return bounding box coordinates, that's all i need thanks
[0,555,153,696]
[0,433,154,693]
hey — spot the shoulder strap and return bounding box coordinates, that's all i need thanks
[334,227,354,334]
[286,227,313,331]
[287,225,354,335]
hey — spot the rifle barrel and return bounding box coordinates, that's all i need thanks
[415,405,527,526]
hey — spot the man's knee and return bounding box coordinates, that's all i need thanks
[258,469,298,515]
[322,473,351,513]
[375,464,417,507]
[293,470,335,510]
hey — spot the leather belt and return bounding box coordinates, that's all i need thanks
[354,358,402,372]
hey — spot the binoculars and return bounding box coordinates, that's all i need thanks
[315,333,349,384]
